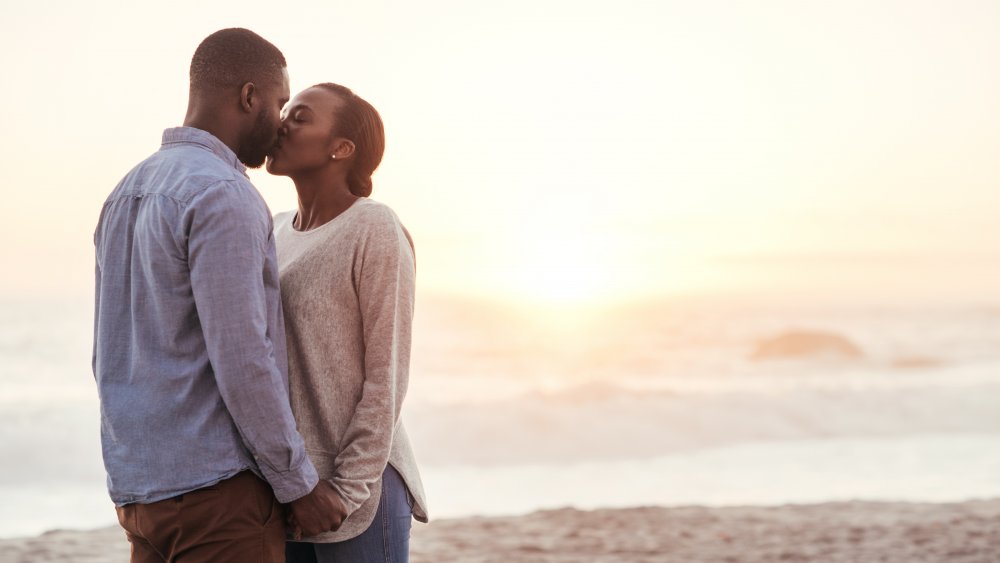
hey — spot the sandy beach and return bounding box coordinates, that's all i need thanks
[2,499,999,562]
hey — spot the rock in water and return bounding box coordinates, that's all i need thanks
[751,330,863,361]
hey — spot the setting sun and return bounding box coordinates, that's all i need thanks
[497,227,624,305]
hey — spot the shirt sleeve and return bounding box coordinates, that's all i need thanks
[329,210,416,515]
[184,181,318,503]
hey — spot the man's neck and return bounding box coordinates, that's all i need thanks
[183,106,242,157]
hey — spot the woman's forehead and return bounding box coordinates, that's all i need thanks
[290,87,341,109]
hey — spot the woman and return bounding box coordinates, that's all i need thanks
[266,83,428,562]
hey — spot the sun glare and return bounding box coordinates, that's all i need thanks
[498,229,625,307]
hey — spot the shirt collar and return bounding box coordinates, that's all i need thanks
[161,127,248,177]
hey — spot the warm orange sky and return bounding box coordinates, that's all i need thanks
[2,0,999,305]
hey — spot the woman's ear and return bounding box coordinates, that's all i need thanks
[330,139,356,160]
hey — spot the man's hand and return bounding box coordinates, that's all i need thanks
[287,480,348,538]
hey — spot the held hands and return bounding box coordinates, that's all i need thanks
[287,480,348,539]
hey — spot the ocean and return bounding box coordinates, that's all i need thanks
[3,294,1000,538]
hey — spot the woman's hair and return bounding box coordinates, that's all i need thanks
[314,83,385,197]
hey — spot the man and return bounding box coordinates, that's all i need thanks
[93,28,346,562]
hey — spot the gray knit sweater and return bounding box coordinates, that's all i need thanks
[274,198,428,542]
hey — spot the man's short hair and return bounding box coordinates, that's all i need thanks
[190,28,286,93]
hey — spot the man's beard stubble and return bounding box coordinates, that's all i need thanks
[237,108,276,169]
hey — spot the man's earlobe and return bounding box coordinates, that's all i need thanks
[240,82,256,112]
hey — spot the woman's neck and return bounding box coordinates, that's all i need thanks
[291,171,359,231]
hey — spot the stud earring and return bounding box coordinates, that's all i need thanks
[331,154,337,160]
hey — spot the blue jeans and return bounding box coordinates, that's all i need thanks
[286,465,413,563]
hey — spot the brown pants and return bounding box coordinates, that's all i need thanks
[115,471,286,563]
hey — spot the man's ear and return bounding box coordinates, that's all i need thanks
[239,82,256,113]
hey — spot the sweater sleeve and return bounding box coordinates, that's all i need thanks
[328,211,415,515]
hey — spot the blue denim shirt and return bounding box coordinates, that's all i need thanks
[93,127,318,506]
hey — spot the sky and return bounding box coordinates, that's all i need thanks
[2,0,999,307]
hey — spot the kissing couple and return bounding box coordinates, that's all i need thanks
[93,28,427,563]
